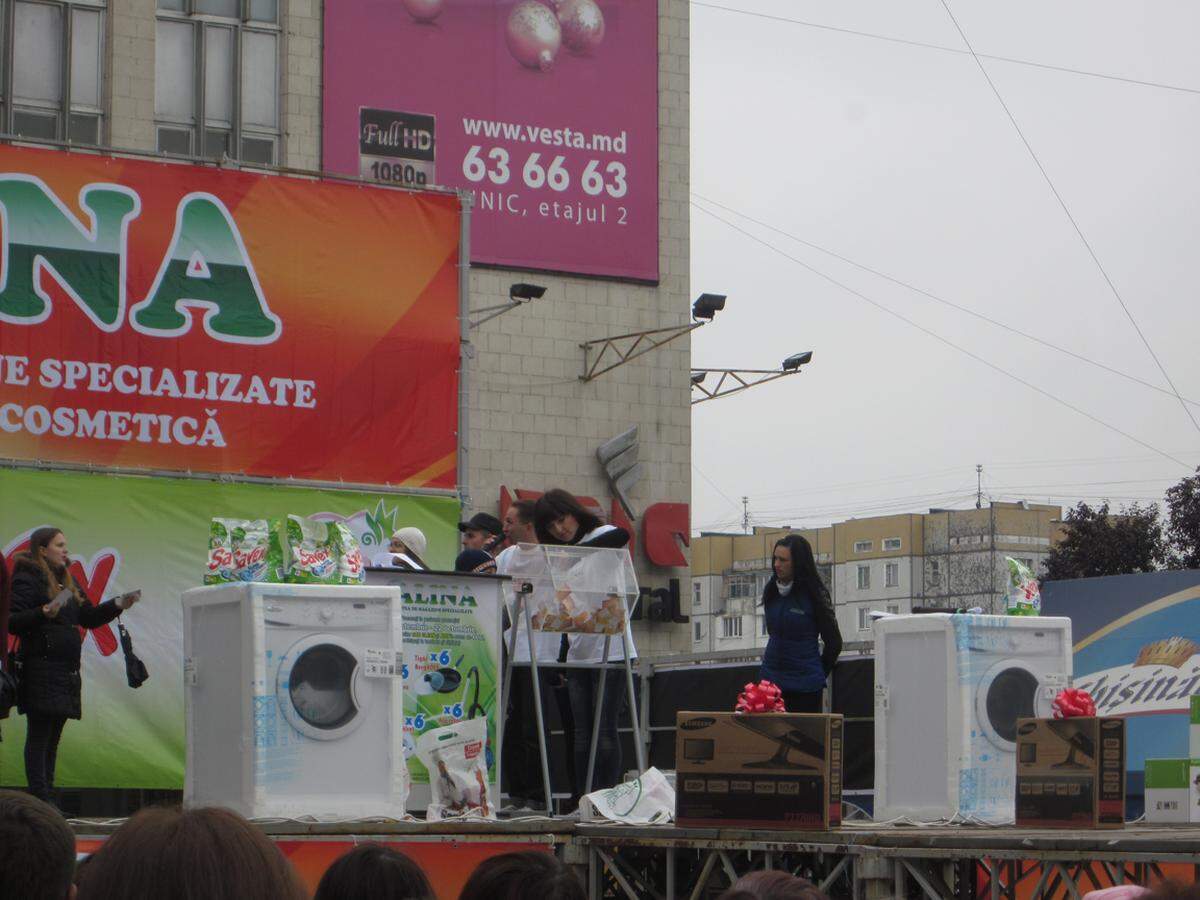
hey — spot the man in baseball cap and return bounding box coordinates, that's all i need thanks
[458,513,503,552]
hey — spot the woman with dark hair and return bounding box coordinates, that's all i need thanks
[75,806,306,900]
[533,489,635,799]
[314,843,434,900]
[533,489,629,549]
[9,527,141,805]
[458,850,584,900]
[759,535,842,714]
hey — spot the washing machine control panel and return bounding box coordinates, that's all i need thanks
[262,596,391,629]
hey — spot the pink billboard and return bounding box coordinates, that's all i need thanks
[323,0,659,282]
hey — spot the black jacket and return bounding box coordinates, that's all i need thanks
[8,554,122,719]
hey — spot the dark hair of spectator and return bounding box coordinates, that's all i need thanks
[0,789,76,900]
[458,850,584,900]
[717,870,829,900]
[314,843,434,900]
[75,806,306,900]
[533,489,602,545]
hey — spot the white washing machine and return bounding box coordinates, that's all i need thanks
[183,582,407,820]
[873,614,1071,823]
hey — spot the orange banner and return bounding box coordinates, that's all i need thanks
[76,836,552,899]
[0,145,460,488]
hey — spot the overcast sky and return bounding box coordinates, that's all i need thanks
[687,0,1200,534]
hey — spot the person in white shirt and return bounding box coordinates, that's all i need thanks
[533,489,636,800]
[368,527,427,570]
[495,500,570,809]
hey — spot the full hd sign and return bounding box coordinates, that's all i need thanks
[0,144,460,488]
[360,108,437,188]
[324,1,659,281]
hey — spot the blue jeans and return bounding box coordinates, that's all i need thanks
[567,669,626,798]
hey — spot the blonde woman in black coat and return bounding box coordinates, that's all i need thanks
[8,527,139,804]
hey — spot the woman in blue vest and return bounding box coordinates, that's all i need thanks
[760,534,843,713]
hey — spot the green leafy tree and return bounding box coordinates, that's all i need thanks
[1043,501,1166,582]
[1165,468,1200,569]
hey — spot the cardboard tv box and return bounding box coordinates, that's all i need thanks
[1015,717,1125,829]
[675,712,842,830]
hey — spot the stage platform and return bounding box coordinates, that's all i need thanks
[71,818,1200,899]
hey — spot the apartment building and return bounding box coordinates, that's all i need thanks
[690,502,1062,651]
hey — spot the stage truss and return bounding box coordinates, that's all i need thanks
[570,824,1200,899]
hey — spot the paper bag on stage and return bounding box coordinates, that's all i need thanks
[580,767,675,825]
[415,718,495,822]
[502,544,638,635]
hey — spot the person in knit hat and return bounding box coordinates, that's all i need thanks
[370,527,428,570]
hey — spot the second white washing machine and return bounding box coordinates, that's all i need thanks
[873,613,1072,823]
[183,582,407,820]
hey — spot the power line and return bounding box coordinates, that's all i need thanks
[689,1,1200,97]
[691,194,1200,409]
[692,463,743,515]
[693,203,1193,470]
[744,465,968,502]
[936,0,1200,440]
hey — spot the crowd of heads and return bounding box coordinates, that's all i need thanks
[7,789,1200,900]
[0,790,590,900]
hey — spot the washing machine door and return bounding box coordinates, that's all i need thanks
[277,634,373,741]
[975,659,1053,752]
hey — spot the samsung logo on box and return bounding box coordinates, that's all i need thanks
[680,717,716,731]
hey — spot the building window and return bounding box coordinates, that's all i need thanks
[883,537,901,552]
[728,573,757,600]
[1016,557,1035,571]
[721,616,742,639]
[155,0,280,163]
[693,581,701,607]
[857,607,870,631]
[887,604,899,615]
[693,620,702,642]
[853,540,872,553]
[885,562,899,588]
[4,0,105,143]
[929,559,941,586]
[857,565,870,590]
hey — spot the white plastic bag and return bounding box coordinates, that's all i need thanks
[414,718,494,821]
[579,767,675,825]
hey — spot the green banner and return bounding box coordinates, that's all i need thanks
[0,467,459,789]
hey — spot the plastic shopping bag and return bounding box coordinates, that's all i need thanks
[579,767,675,825]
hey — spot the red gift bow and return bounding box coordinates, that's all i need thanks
[735,680,786,714]
[1052,688,1096,719]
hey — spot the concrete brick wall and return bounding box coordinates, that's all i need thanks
[108,0,157,152]
[464,0,692,656]
[281,0,321,171]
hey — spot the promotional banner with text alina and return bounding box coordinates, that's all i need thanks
[0,144,460,488]
[324,0,659,281]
